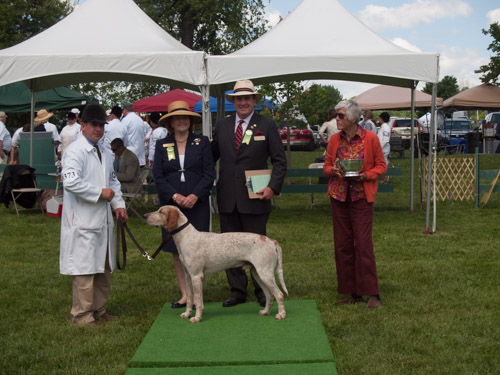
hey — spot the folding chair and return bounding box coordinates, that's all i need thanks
[122,169,151,220]
[9,166,44,216]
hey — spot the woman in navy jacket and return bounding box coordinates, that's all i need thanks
[153,101,215,309]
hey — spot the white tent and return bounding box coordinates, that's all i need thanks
[206,0,439,91]
[0,0,206,91]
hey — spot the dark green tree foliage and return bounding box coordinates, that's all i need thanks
[422,75,460,101]
[0,0,72,49]
[258,82,304,126]
[297,84,343,125]
[135,0,267,54]
[475,22,500,85]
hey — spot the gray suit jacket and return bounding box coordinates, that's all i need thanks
[114,148,141,193]
[211,112,287,214]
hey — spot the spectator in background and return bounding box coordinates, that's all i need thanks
[58,112,81,158]
[378,112,391,167]
[9,124,30,165]
[34,109,61,146]
[319,108,339,147]
[0,111,12,164]
[122,103,146,167]
[104,106,125,150]
[147,112,167,168]
[360,110,378,134]
[110,138,142,194]
[323,99,387,309]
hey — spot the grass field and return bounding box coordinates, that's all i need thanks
[1,150,499,375]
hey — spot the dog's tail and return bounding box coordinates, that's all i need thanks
[274,240,288,296]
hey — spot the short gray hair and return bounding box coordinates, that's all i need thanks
[122,103,134,112]
[335,99,361,122]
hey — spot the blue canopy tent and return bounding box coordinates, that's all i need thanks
[194,91,274,113]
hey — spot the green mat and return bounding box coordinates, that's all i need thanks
[128,300,335,371]
[126,362,337,374]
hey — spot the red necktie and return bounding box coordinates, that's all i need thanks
[235,119,244,152]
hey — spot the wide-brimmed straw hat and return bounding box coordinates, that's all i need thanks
[159,100,201,126]
[34,109,54,124]
[226,80,263,103]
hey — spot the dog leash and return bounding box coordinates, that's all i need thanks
[115,218,189,270]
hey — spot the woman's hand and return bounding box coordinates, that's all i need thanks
[177,194,198,209]
[330,158,344,177]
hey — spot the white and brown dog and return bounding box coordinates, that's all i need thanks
[145,205,288,323]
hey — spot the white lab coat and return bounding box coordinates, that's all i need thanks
[59,135,125,275]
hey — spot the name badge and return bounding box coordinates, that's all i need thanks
[163,143,174,147]
[254,136,265,141]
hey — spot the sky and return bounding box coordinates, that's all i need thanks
[264,0,500,98]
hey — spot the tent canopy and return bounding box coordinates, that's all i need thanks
[0,0,205,91]
[354,85,443,110]
[206,0,439,94]
[443,83,500,111]
[133,89,202,112]
[0,82,94,113]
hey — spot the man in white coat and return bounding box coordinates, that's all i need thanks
[60,103,128,327]
[122,103,146,167]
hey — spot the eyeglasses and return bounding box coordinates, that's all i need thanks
[335,113,346,120]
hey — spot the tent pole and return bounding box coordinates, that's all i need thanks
[410,84,416,213]
[200,85,211,139]
[29,80,36,167]
[425,83,437,234]
[431,85,437,233]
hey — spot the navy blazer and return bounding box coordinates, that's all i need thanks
[211,112,287,214]
[153,133,215,204]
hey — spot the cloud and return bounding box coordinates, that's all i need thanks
[486,9,500,24]
[438,46,488,88]
[264,5,284,29]
[359,0,472,31]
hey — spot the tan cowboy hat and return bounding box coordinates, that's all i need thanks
[159,100,201,126]
[34,109,54,124]
[226,79,263,103]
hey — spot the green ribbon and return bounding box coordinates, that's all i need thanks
[167,146,175,161]
[242,129,253,145]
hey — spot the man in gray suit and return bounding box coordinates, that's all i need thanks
[211,79,287,308]
[110,138,142,194]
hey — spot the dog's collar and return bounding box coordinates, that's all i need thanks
[170,221,190,235]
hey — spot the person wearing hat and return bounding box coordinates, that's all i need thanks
[34,109,61,145]
[211,79,287,308]
[58,111,81,158]
[152,101,215,309]
[104,105,125,150]
[60,103,128,326]
[0,111,12,164]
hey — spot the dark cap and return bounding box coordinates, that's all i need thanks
[82,103,107,125]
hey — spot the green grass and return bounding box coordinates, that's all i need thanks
[1,150,499,375]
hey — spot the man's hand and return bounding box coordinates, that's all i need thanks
[257,186,274,200]
[115,208,128,222]
[101,188,115,202]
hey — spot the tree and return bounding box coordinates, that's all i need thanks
[297,84,343,125]
[475,22,500,85]
[0,0,73,49]
[422,75,460,101]
[135,0,267,55]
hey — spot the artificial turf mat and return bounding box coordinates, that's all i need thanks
[128,299,335,372]
[125,362,337,374]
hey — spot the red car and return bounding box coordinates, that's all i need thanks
[279,127,316,151]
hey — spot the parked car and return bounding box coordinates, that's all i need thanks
[279,127,316,151]
[389,118,423,149]
[480,112,500,139]
[439,119,473,141]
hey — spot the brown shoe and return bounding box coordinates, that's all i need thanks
[86,320,105,327]
[366,297,381,309]
[337,296,365,305]
[97,313,119,321]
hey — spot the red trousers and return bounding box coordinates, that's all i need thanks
[330,196,379,296]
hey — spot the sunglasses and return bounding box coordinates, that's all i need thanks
[335,113,346,119]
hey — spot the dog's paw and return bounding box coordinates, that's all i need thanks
[275,312,286,320]
[258,309,270,316]
[189,316,201,323]
[180,312,191,319]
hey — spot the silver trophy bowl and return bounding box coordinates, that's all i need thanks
[339,158,363,177]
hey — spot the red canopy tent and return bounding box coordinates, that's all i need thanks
[133,89,201,112]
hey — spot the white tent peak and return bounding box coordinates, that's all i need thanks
[238,0,411,56]
[2,0,191,55]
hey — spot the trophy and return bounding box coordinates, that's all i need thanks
[339,158,363,177]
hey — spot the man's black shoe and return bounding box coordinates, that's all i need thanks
[222,298,245,307]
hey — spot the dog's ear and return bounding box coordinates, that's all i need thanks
[166,207,179,230]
